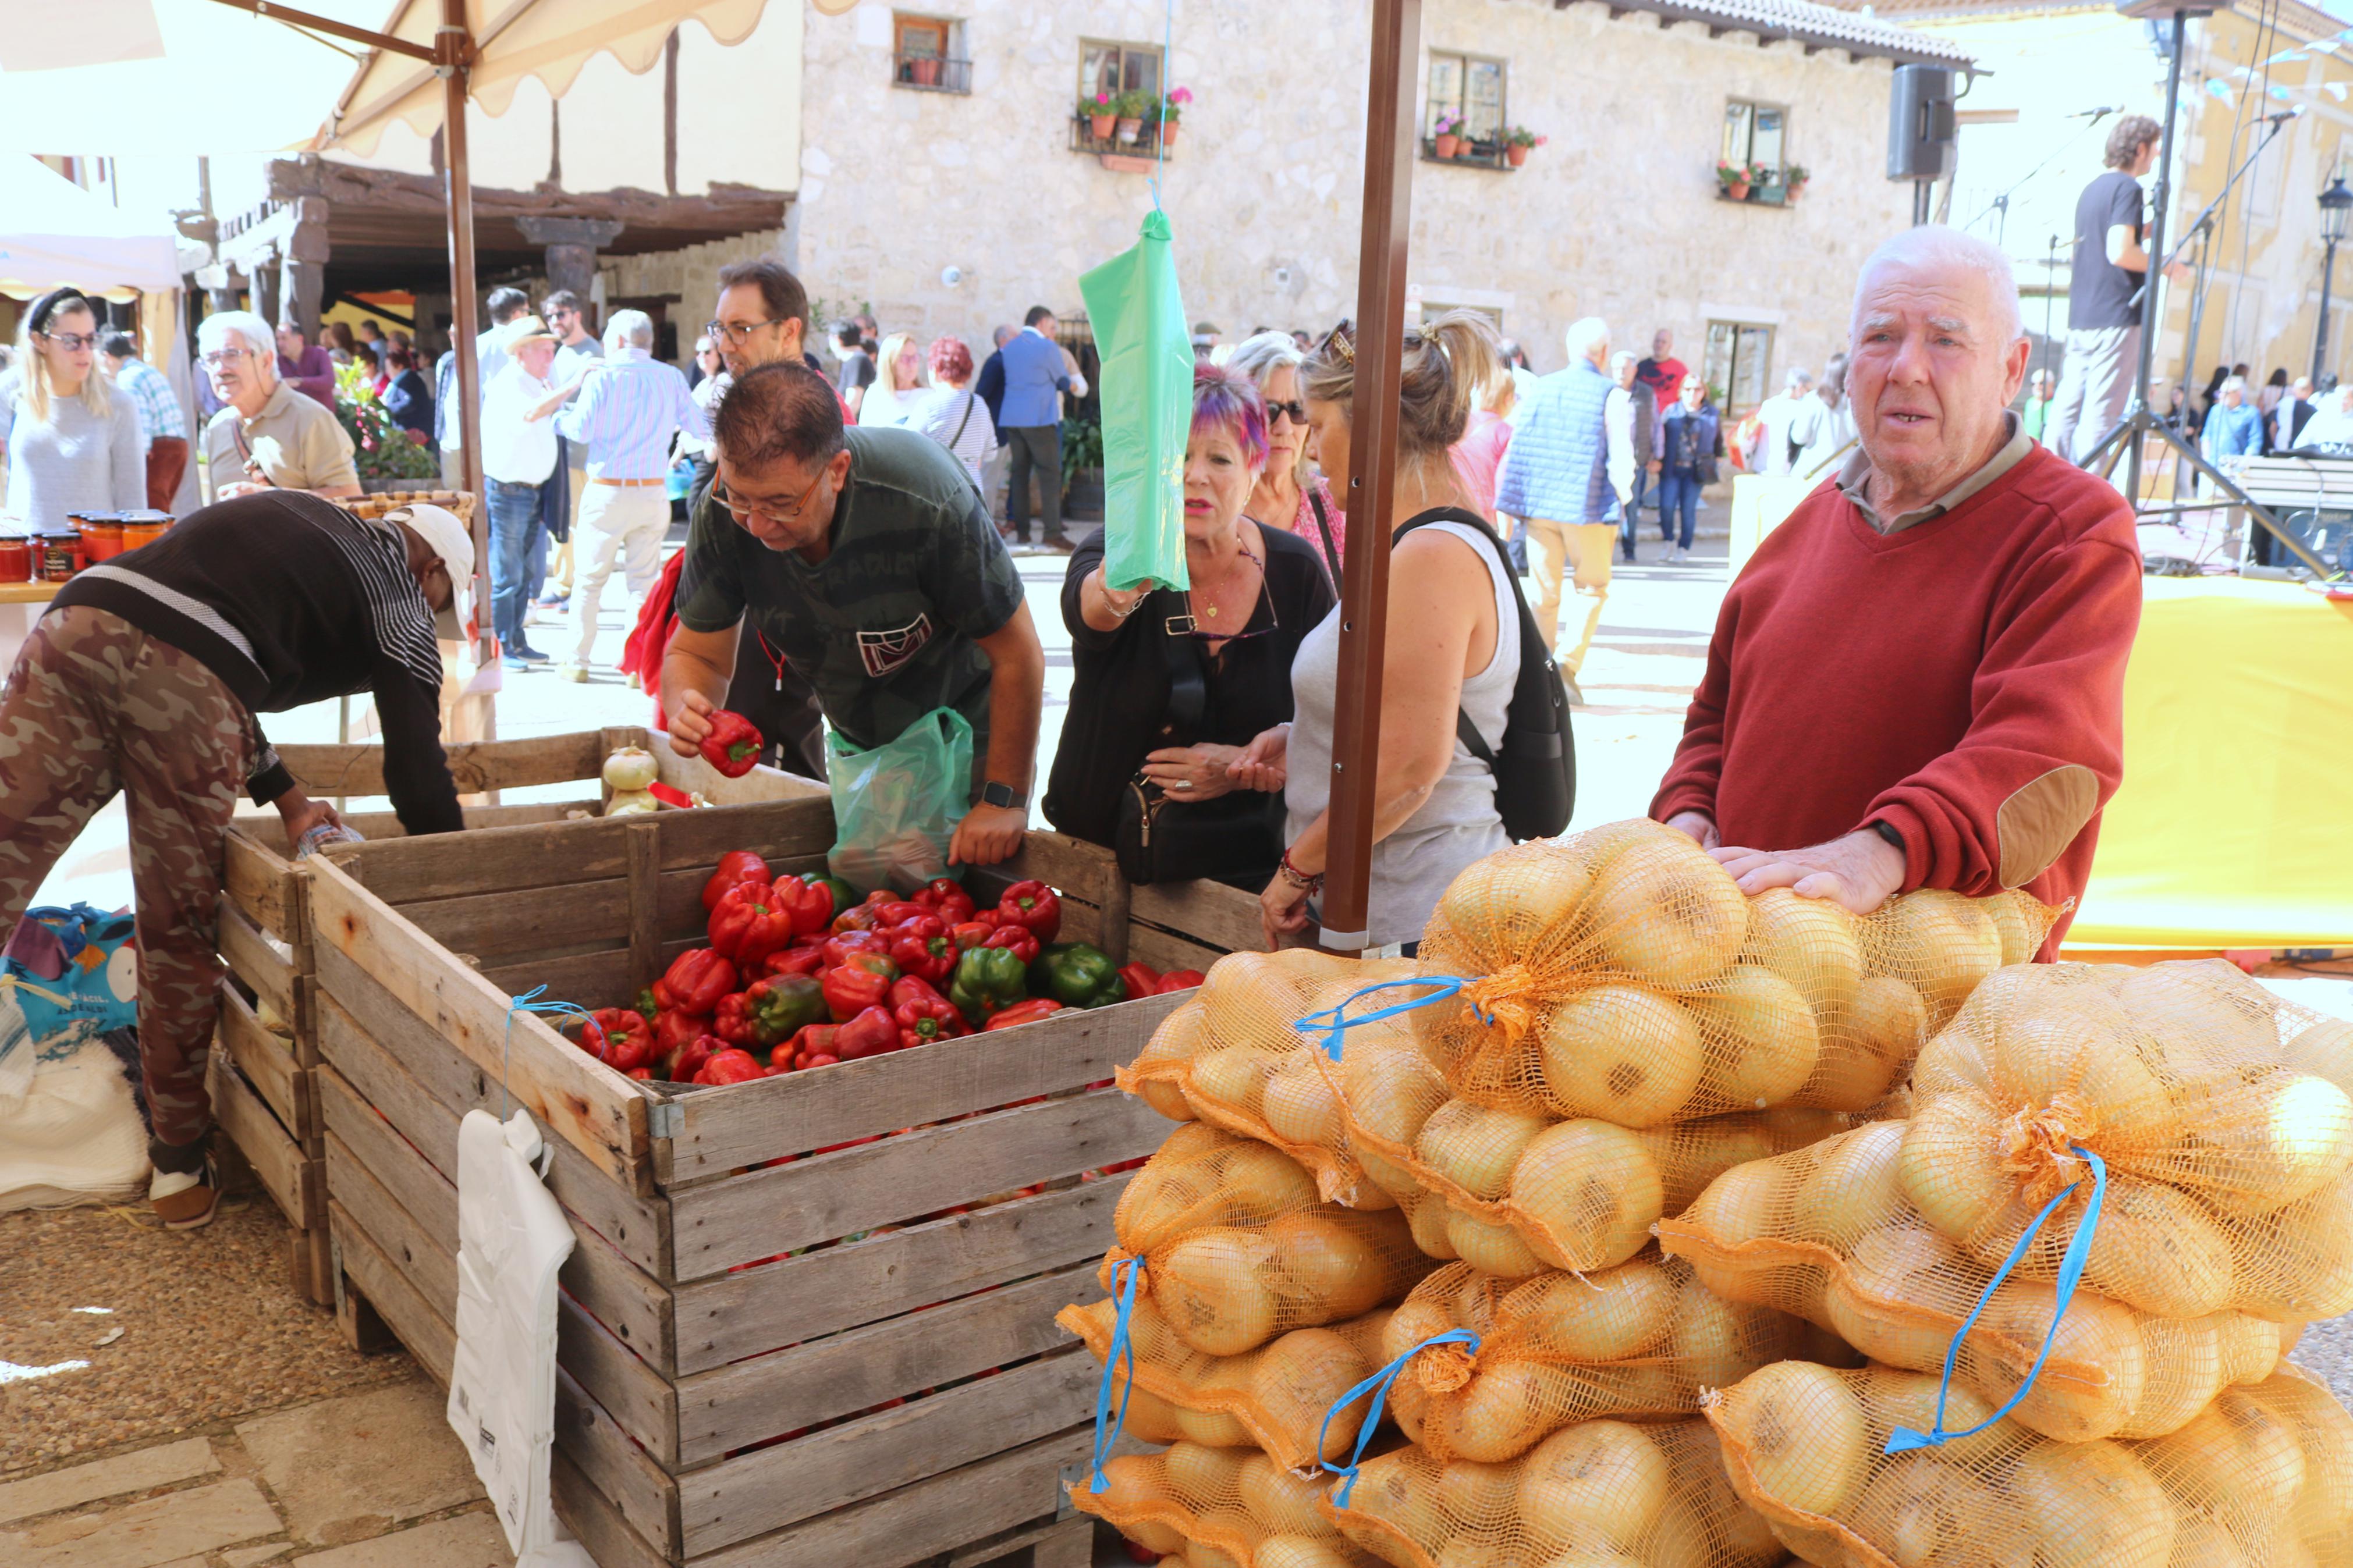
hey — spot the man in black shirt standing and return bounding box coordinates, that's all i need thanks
[2046,115,2190,467]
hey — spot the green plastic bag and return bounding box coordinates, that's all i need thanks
[1079,209,1193,592]
[825,707,973,894]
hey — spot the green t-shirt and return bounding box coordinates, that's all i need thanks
[674,425,1025,757]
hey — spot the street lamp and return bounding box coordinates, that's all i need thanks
[2314,176,2353,384]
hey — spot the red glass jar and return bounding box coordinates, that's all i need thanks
[37,531,84,582]
[0,535,31,582]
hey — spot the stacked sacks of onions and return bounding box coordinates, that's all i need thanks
[1078,1441,1389,1568]
[1659,961,2353,1444]
[1316,820,2049,1279]
[1705,1360,2353,1568]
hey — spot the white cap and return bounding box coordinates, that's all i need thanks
[392,503,475,641]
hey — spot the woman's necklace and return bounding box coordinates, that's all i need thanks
[1189,536,1264,622]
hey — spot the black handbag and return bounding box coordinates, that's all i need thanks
[1112,602,1284,886]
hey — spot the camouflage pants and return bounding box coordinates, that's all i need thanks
[0,605,254,1152]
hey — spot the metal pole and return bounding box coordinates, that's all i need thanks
[1318,0,1419,957]
[2124,9,2188,504]
[2315,235,2338,386]
[438,0,491,671]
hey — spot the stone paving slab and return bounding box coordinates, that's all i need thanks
[283,1512,512,1568]
[2,1477,282,1568]
[0,1437,218,1527]
[235,1385,485,1548]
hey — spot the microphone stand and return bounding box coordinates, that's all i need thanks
[2075,29,2334,578]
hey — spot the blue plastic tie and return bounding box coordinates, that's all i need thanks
[1318,1329,1480,1506]
[1293,977,1492,1064]
[505,984,598,1119]
[1087,1257,1146,1493]
[1884,1144,2109,1455]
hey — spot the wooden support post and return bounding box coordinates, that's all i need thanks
[438,0,492,674]
[626,820,661,992]
[1319,0,1421,957]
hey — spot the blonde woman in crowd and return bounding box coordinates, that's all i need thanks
[856,331,927,427]
[1226,330,1345,574]
[0,287,145,529]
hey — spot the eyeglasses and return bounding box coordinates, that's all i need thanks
[712,468,830,528]
[706,318,789,346]
[1266,399,1308,425]
[38,331,101,353]
[199,347,255,368]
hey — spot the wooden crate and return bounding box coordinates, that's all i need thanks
[302,797,1255,1568]
[211,728,821,1306]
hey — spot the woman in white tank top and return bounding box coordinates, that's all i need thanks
[1230,314,1518,952]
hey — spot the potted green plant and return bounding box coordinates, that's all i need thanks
[1151,86,1191,148]
[909,51,941,87]
[1783,162,1811,201]
[335,360,439,488]
[1114,88,1148,144]
[1504,125,1548,168]
[1432,111,1467,159]
[1081,90,1116,141]
[1716,158,1753,200]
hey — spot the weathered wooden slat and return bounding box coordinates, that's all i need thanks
[209,1049,317,1228]
[668,1089,1169,1280]
[1126,925,1225,977]
[655,798,836,874]
[987,832,1119,909]
[659,990,1185,1183]
[482,944,682,1015]
[217,900,300,1027]
[314,983,676,1357]
[627,820,663,992]
[551,1448,669,1568]
[214,979,305,1143]
[672,1176,1128,1376]
[650,736,829,806]
[400,879,633,961]
[676,1262,1100,1467]
[322,1125,456,1313]
[306,855,648,1190]
[682,1427,1094,1568]
[222,829,300,943]
[557,1282,682,1468]
[1128,878,1262,957]
[329,1200,453,1382]
[679,1349,1095,1555]
[278,733,609,799]
[556,1363,684,1556]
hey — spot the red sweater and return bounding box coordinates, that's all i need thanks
[1651,444,2142,950]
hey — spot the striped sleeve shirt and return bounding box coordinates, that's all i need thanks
[552,350,711,481]
[118,359,188,445]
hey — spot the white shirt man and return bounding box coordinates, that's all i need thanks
[480,317,562,665]
[1752,369,1815,477]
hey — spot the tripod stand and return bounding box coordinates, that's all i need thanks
[2078,3,2336,578]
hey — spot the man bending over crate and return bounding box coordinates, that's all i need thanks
[0,492,469,1228]
[1651,226,2142,954]
[661,361,1046,868]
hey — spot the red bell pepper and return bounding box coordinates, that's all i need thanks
[895,991,968,1050]
[712,991,761,1051]
[778,1022,841,1072]
[821,951,899,1021]
[664,1031,720,1083]
[709,882,796,966]
[982,923,1041,966]
[655,1008,709,1068]
[1158,969,1206,994]
[950,920,997,953]
[694,1048,766,1085]
[829,899,882,936]
[874,901,929,930]
[890,974,948,1011]
[913,877,977,924]
[833,1005,900,1061]
[627,1066,654,1080]
[767,875,836,938]
[699,709,765,778]
[662,948,739,1016]
[763,944,828,980]
[702,849,772,911]
[986,998,1067,1031]
[994,880,1062,943]
[1118,962,1162,1003]
[889,915,959,986]
[587,1008,654,1073]
[824,929,893,970]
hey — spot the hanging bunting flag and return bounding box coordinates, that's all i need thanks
[2329,81,2350,100]
[2206,78,2235,100]
[2272,84,2295,99]
[2266,49,2308,63]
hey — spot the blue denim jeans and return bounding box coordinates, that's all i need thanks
[488,478,544,652]
[1620,468,1652,557]
[1659,469,1703,551]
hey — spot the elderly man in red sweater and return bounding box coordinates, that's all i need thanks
[1652,226,2141,950]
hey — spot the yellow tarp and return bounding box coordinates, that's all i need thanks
[2073,577,2353,949]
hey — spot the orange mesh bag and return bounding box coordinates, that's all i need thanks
[1369,1253,1815,1464]
[1059,1294,1397,1469]
[1705,1361,2353,1568]
[1107,1123,1439,1359]
[1384,822,2051,1128]
[1899,959,2353,1324]
[1075,1442,1388,1568]
[1318,1417,1787,1568]
[1657,1120,2296,1442]
[1121,951,1422,1208]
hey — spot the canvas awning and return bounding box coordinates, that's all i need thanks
[0,156,184,299]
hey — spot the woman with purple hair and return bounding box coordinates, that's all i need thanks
[1042,362,1336,886]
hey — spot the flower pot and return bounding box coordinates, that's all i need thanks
[1089,112,1116,140]
[1787,184,1805,202]
[1435,133,1460,158]
[1116,116,1143,143]
[911,57,941,86]
[1726,180,1751,200]
[1507,144,1529,168]
[1158,120,1177,147]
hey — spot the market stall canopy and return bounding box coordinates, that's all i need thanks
[0,157,186,300]
[0,1,366,156]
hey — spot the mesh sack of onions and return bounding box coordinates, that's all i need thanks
[1077,1441,1387,1568]
[1398,820,2051,1126]
[1059,1293,1394,1469]
[1658,1119,2297,1442]
[1374,1252,1823,1466]
[1704,1360,2353,1568]
[1105,1124,1439,1359]
[1122,950,1422,1208]
[1319,1417,1785,1568]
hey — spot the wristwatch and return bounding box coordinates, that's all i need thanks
[982,780,1028,810]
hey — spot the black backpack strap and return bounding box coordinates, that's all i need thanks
[1307,488,1343,584]
[1392,507,1516,763]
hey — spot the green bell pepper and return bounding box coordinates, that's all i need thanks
[949,945,1030,1027]
[811,874,861,923]
[745,975,828,1046]
[1029,943,1129,1010]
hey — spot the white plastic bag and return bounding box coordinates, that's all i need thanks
[0,1037,147,1212]
[445,1108,596,1568]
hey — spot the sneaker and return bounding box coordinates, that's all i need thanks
[1045,536,1078,554]
[560,663,590,683]
[534,592,569,609]
[521,608,540,629]
[502,655,535,672]
[510,644,551,664]
[150,1155,221,1230]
